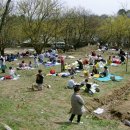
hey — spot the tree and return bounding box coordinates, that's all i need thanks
[118,9,126,16]
[0,0,12,55]
[18,0,60,54]
[98,16,130,47]
[59,8,100,49]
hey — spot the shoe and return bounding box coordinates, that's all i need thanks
[77,122,83,124]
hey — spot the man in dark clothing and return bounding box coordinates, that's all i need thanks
[120,54,125,64]
[77,60,83,70]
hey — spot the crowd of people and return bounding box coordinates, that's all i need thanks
[0,47,127,124]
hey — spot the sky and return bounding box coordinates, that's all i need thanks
[62,0,130,15]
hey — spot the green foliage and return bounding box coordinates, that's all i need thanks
[98,15,130,47]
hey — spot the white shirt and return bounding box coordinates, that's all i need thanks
[9,69,15,76]
[67,79,76,89]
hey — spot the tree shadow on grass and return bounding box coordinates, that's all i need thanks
[26,87,42,92]
[54,121,77,125]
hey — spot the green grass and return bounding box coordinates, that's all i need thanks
[0,48,130,130]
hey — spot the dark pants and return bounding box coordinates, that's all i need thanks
[2,69,5,73]
[69,114,82,123]
[61,64,65,72]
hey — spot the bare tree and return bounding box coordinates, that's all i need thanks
[0,0,11,55]
[18,0,60,54]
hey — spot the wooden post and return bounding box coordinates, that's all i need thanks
[126,52,128,72]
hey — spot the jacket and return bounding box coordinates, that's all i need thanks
[71,93,86,115]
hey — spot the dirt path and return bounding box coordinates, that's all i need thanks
[88,80,130,122]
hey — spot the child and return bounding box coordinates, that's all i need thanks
[9,67,17,78]
[34,56,38,68]
[32,69,44,91]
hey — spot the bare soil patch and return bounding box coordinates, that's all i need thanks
[88,80,130,122]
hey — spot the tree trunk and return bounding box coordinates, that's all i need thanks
[0,47,5,55]
[33,44,44,54]
[0,0,11,55]
[0,0,11,33]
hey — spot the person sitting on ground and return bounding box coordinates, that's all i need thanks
[80,78,89,87]
[67,76,77,89]
[120,54,126,64]
[91,51,96,56]
[119,49,125,56]
[80,78,91,93]
[100,66,109,77]
[81,79,100,95]
[97,55,106,63]
[82,58,89,66]
[28,61,33,68]
[112,56,121,64]
[68,66,76,75]
[107,56,112,66]
[89,56,94,65]
[19,60,26,68]
[38,53,44,63]
[10,54,15,61]
[77,59,83,70]
[32,69,44,91]
[83,70,89,78]
[9,66,17,78]
[91,65,99,76]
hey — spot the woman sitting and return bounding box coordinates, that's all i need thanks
[9,67,18,78]
[19,60,26,68]
[77,59,83,70]
[28,61,33,68]
[91,65,99,76]
[68,66,76,75]
[100,66,109,77]
[107,56,112,66]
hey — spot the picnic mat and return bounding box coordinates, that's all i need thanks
[95,74,123,82]
[44,62,61,67]
[0,76,19,81]
[58,72,70,77]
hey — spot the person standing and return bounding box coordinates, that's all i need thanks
[0,56,6,73]
[68,86,86,124]
[61,57,65,72]
[34,55,38,68]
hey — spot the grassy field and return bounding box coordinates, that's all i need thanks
[0,47,130,130]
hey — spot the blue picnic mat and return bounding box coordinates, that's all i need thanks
[95,74,123,82]
[44,62,61,67]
